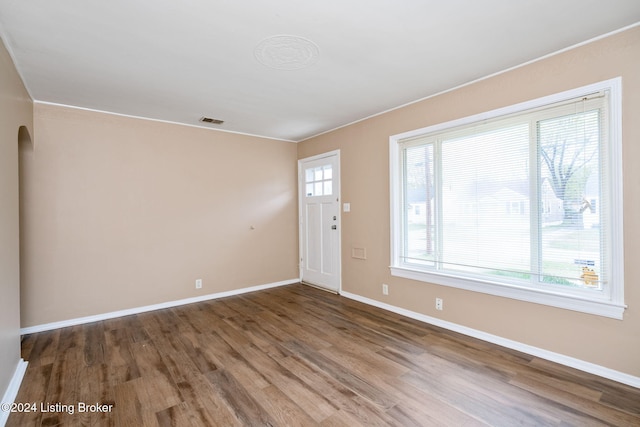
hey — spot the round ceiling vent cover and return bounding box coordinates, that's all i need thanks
[254,35,319,70]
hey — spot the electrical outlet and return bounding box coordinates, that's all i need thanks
[382,284,389,295]
[195,279,202,289]
[435,298,443,311]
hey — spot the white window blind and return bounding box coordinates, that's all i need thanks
[390,79,624,319]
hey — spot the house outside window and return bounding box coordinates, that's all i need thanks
[389,78,624,319]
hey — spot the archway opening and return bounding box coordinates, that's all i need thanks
[18,125,33,326]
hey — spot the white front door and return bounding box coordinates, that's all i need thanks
[299,151,340,292]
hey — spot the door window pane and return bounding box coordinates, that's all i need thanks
[305,164,333,196]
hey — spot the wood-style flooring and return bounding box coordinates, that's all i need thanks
[8,283,640,426]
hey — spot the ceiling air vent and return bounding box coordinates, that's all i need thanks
[200,117,224,125]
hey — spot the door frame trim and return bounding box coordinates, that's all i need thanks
[298,150,342,293]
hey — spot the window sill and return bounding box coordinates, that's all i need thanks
[390,266,626,320]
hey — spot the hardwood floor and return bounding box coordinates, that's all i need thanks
[8,283,640,426]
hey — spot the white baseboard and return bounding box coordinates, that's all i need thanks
[340,291,640,389]
[0,359,28,427]
[21,279,300,335]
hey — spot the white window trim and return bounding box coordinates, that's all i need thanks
[389,78,625,319]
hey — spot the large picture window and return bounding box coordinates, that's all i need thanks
[390,79,624,319]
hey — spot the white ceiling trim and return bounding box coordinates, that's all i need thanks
[3,1,639,142]
[298,22,640,143]
[33,101,297,143]
[32,21,638,145]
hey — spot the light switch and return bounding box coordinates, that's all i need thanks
[343,203,351,212]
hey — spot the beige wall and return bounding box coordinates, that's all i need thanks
[298,27,640,377]
[0,38,32,396]
[20,104,299,327]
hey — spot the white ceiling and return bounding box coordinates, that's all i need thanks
[1,1,639,142]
